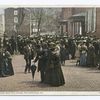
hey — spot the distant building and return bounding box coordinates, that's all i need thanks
[60,8,100,37]
[0,14,5,38]
[59,8,72,36]
[4,8,38,37]
[4,8,29,37]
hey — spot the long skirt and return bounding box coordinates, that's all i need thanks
[86,54,96,67]
[44,66,65,86]
[80,53,87,66]
[1,59,14,77]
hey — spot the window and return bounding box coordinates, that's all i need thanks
[14,17,18,23]
[14,10,18,15]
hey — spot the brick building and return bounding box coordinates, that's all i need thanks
[59,8,72,36]
[60,8,100,37]
[4,8,30,37]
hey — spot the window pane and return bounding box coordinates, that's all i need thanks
[14,17,18,23]
[14,10,18,15]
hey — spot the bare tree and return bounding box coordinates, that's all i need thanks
[29,8,61,35]
[42,8,61,34]
[30,8,44,35]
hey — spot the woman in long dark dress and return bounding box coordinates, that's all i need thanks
[1,49,14,77]
[79,43,87,66]
[0,48,3,77]
[44,46,65,86]
[86,43,96,67]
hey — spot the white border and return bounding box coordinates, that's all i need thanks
[0,0,100,7]
[0,91,100,95]
[0,0,100,97]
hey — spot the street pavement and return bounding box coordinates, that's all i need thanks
[0,55,100,92]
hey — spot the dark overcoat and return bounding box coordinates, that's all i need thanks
[34,49,48,72]
[44,51,65,86]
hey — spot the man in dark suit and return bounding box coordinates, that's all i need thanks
[34,44,48,83]
[24,44,32,73]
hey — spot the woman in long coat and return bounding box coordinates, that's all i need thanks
[0,48,3,77]
[2,50,14,76]
[44,46,65,86]
[1,49,14,77]
[86,43,96,67]
[79,43,87,66]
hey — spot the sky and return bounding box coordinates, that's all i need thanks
[0,8,4,14]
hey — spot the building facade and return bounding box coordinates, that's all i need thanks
[0,14,5,37]
[5,8,31,37]
[61,8,99,37]
[59,8,72,36]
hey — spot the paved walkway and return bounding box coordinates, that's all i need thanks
[0,55,100,92]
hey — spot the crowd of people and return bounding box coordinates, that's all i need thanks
[77,35,100,68]
[0,34,100,86]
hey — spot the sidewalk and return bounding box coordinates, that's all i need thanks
[0,55,100,92]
